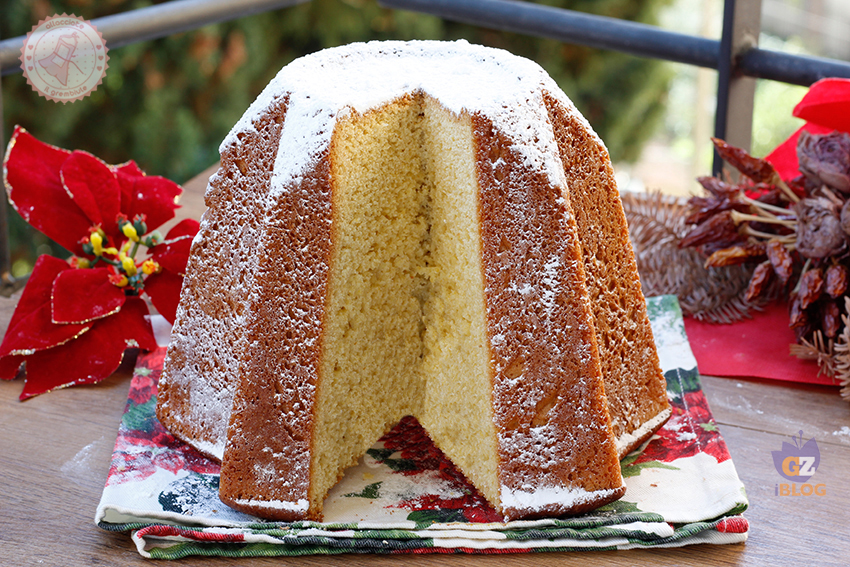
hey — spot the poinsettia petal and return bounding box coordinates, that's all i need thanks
[765,123,834,180]
[124,175,183,232]
[0,354,24,381]
[59,152,104,226]
[0,303,91,357]
[792,78,850,133]
[51,267,126,324]
[165,218,200,241]
[1,255,70,340]
[151,236,194,275]
[0,255,77,358]
[19,296,154,400]
[120,296,158,352]
[3,127,90,254]
[112,160,144,178]
[144,270,185,325]
[20,326,120,400]
[113,160,145,218]
[61,150,123,244]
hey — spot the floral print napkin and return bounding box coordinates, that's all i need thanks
[96,295,748,558]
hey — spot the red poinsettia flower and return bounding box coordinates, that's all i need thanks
[378,416,503,522]
[0,126,199,399]
[766,78,850,179]
[632,390,731,465]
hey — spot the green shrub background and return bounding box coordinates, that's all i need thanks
[2,0,671,272]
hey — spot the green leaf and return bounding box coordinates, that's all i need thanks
[122,397,157,433]
[365,448,394,461]
[407,508,467,528]
[596,499,642,514]
[621,460,680,477]
[364,448,418,471]
[344,482,382,499]
[665,366,702,397]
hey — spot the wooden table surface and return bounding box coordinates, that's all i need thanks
[2,166,849,566]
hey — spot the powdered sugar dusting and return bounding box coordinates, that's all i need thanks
[615,407,672,456]
[232,497,309,513]
[501,484,622,514]
[539,256,561,316]
[222,40,578,192]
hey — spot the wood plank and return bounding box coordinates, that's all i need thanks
[3,163,848,564]
[6,363,834,566]
[702,375,850,447]
[708,424,849,567]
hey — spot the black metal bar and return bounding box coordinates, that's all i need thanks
[0,70,12,294]
[5,0,849,82]
[0,0,310,75]
[379,0,850,86]
[379,0,719,68]
[713,0,736,176]
[740,48,850,85]
[1,0,848,295]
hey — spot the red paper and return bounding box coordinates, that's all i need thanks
[792,77,850,132]
[765,78,850,178]
[682,302,839,387]
[765,123,833,180]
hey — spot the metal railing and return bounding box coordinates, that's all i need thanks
[1,0,849,295]
[378,0,850,158]
[0,0,310,75]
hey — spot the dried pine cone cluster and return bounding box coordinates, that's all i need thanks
[680,133,850,347]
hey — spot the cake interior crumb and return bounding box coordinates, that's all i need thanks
[311,93,500,511]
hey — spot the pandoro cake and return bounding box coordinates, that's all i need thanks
[156,40,670,522]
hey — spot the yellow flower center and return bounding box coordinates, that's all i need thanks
[70,256,90,269]
[122,223,140,243]
[90,232,104,256]
[141,259,161,275]
[121,255,137,276]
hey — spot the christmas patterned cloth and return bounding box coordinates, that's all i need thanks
[95,295,749,558]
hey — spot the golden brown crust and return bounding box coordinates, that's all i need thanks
[472,114,625,519]
[162,83,660,523]
[157,94,291,461]
[542,92,670,457]
[217,142,334,523]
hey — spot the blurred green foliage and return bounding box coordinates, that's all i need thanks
[2,0,671,272]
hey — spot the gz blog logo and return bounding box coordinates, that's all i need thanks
[772,430,824,497]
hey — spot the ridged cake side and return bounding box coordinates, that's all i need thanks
[470,112,625,519]
[157,40,659,521]
[156,93,290,460]
[543,92,671,457]
[217,130,335,522]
